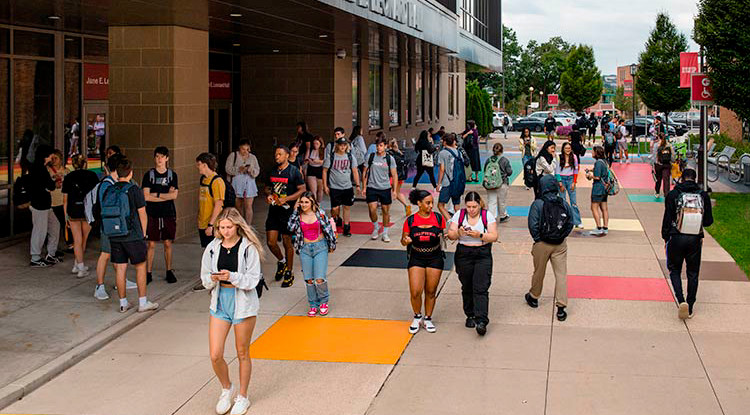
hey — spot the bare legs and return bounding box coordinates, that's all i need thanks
[407,267,442,317]
[209,316,257,398]
[69,220,91,265]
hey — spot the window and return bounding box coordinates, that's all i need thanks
[435,70,440,120]
[448,74,455,116]
[415,72,423,122]
[460,0,489,42]
[369,62,382,129]
[352,60,359,127]
[405,67,411,125]
[389,66,400,126]
[14,31,54,57]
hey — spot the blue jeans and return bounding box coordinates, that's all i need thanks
[522,155,533,166]
[558,175,582,226]
[299,239,330,307]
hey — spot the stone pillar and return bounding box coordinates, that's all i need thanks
[109,25,209,239]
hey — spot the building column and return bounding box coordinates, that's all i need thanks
[108,25,209,239]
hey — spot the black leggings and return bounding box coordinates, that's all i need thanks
[412,164,437,188]
[605,144,615,166]
[654,163,671,195]
[454,244,493,324]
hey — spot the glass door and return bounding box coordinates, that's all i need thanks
[209,102,232,175]
[83,105,108,173]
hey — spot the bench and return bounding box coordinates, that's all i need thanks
[708,146,735,167]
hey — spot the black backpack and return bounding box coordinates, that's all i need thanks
[523,156,538,188]
[202,174,236,208]
[539,198,573,244]
[388,149,408,181]
[13,175,31,209]
[327,145,356,186]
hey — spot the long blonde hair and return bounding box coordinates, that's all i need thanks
[213,207,265,260]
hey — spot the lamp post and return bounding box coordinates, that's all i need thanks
[526,86,534,115]
[630,63,637,148]
[539,91,544,110]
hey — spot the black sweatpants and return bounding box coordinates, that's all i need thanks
[412,164,437,188]
[604,144,615,166]
[666,234,702,306]
[654,163,671,196]
[455,244,493,324]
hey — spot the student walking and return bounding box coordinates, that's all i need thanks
[482,143,512,223]
[525,175,574,321]
[661,168,713,320]
[588,113,597,141]
[412,130,437,190]
[304,135,326,203]
[201,208,263,415]
[461,120,481,182]
[556,142,583,229]
[266,146,306,287]
[288,192,337,317]
[323,136,360,237]
[602,123,616,166]
[142,147,179,284]
[225,139,260,226]
[362,136,398,242]
[388,138,411,215]
[62,154,99,277]
[401,189,446,334]
[349,126,367,180]
[49,150,72,257]
[534,140,557,199]
[436,133,465,219]
[519,128,537,166]
[544,113,557,141]
[104,157,158,313]
[196,153,226,248]
[586,146,610,236]
[616,119,629,164]
[653,133,674,198]
[28,145,59,267]
[446,192,498,335]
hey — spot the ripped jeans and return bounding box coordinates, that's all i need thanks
[299,239,330,307]
[558,175,582,226]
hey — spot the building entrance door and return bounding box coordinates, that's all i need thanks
[209,102,232,174]
[83,105,108,171]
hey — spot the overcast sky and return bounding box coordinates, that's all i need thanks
[503,0,700,75]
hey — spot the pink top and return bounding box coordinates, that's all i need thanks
[300,220,321,241]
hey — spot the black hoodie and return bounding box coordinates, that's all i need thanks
[661,180,713,241]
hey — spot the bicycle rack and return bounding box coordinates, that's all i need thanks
[728,154,750,183]
[707,154,730,182]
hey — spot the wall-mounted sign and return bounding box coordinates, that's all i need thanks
[680,52,699,89]
[209,71,232,100]
[84,63,109,101]
[345,0,422,31]
[623,79,633,97]
[547,94,559,106]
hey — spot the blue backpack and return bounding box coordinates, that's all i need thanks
[100,182,134,238]
[445,148,466,198]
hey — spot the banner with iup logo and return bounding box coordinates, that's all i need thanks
[680,52,699,89]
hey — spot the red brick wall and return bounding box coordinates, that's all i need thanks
[720,107,744,142]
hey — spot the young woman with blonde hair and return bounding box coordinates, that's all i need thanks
[200,207,264,415]
[304,135,325,203]
[62,154,99,277]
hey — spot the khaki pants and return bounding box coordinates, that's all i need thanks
[529,240,568,307]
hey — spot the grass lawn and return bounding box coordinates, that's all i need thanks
[706,193,750,279]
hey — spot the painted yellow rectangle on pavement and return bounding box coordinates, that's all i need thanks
[581,218,644,232]
[249,316,412,365]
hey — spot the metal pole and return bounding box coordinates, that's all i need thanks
[699,46,708,190]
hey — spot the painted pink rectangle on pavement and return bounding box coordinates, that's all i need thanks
[610,163,655,190]
[567,275,674,302]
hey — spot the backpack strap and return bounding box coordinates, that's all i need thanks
[458,208,467,228]
[481,209,488,231]
[434,212,444,229]
[368,152,375,169]
[407,214,414,229]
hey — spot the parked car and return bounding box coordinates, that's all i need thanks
[514,117,546,132]
[671,111,720,133]
[624,117,677,137]
[492,111,513,131]
[645,116,688,136]
[527,111,575,127]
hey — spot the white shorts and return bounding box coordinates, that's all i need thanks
[232,174,258,198]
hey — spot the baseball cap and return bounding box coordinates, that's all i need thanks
[335,137,348,144]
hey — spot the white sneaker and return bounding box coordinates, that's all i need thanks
[119,302,132,313]
[71,263,80,274]
[574,224,584,229]
[126,279,137,290]
[138,301,159,312]
[94,284,110,300]
[230,395,250,415]
[215,383,235,415]
[370,224,380,240]
[423,317,437,333]
[76,268,90,278]
[408,314,422,334]
[381,232,391,243]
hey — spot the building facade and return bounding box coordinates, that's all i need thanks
[0,0,502,240]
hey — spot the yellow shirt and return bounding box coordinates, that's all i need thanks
[198,172,226,229]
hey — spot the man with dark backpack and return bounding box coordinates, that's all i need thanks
[196,153,233,249]
[661,168,713,320]
[362,136,398,242]
[142,146,179,284]
[436,133,466,219]
[323,134,360,237]
[525,175,574,321]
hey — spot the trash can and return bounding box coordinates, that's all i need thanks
[744,162,750,186]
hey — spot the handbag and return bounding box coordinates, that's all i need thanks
[421,150,434,167]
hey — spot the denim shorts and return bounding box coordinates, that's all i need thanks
[439,186,461,205]
[210,286,246,325]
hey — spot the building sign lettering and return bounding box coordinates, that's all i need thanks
[346,0,422,31]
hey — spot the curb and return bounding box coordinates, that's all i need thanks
[0,280,198,410]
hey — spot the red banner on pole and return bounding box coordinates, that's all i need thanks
[680,52,699,88]
[209,71,232,100]
[623,79,633,97]
[547,94,559,106]
[691,73,714,105]
[83,64,109,101]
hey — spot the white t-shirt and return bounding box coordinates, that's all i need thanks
[450,209,496,246]
[618,125,628,141]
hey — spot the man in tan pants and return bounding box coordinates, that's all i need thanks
[524,175,574,321]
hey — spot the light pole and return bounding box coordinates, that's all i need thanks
[630,63,637,148]
[527,86,534,116]
[539,91,544,110]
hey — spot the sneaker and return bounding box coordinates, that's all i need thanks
[574,224,584,229]
[215,383,235,415]
[119,302,132,313]
[556,306,567,322]
[319,303,329,316]
[335,216,343,228]
[588,229,603,236]
[409,314,422,334]
[30,259,49,268]
[307,307,318,317]
[678,302,689,320]
[405,205,412,216]
[166,269,177,284]
[499,215,511,223]
[45,254,61,264]
[76,267,90,278]
[602,228,609,235]
[281,270,294,288]
[274,261,286,281]
[655,192,660,198]
[230,395,250,415]
[688,303,695,319]
[475,321,487,336]
[423,317,437,333]
[343,224,352,237]
[71,263,81,274]
[146,272,153,285]
[94,284,109,300]
[465,317,476,328]
[381,232,391,243]
[525,292,539,308]
[370,224,381,240]
[54,251,64,261]
[138,301,159,312]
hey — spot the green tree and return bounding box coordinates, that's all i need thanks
[465,80,492,136]
[520,37,573,106]
[694,0,750,129]
[635,13,690,121]
[467,25,524,109]
[559,45,603,112]
[613,85,643,118]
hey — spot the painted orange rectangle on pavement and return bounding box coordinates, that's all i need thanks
[249,316,412,364]
[568,275,674,302]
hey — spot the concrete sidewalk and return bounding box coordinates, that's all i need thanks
[3,142,750,415]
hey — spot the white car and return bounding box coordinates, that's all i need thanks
[528,111,575,127]
[492,112,513,131]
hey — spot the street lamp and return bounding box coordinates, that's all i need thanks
[630,63,637,147]
[539,91,544,110]
[527,86,534,115]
